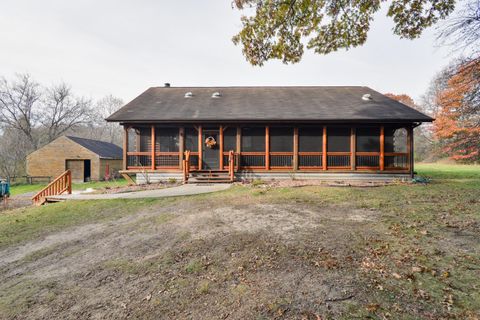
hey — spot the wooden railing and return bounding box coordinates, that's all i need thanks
[182,150,191,183]
[228,150,235,182]
[127,151,181,169]
[32,170,72,205]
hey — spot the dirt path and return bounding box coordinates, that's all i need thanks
[48,183,231,200]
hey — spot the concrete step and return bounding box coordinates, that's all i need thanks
[189,179,232,184]
[193,176,230,180]
[190,173,230,177]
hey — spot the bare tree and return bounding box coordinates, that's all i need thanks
[0,74,41,150]
[437,0,480,57]
[92,95,124,145]
[0,126,31,179]
[40,83,93,142]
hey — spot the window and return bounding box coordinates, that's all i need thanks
[299,127,323,152]
[156,128,179,152]
[241,127,265,152]
[185,127,198,152]
[385,127,407,153]
[356,127,380,152]
[223,127,236,152]
[327,127,350,152]
[270,127,293,152]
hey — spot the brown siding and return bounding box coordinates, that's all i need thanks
[27,136,101,182]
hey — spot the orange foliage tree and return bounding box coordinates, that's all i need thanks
[434,60,480,162]
[385,93,417,110]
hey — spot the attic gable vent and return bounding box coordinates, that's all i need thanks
[362,93,372,101]
[184,92,193,98]
[212,92,221,98]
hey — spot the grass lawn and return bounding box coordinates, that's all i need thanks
[0,163,479,319]
[9,178,129,196]
[416,163,480,179]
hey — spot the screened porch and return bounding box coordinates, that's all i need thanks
[122,124,413,173]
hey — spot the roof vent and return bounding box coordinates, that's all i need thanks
[164,83,171,88]
[362,93,372,101]
[212,92,221,98]
[184,92,193,98]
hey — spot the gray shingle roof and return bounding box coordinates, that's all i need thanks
[106,86,433,123]
[66,136,123,159]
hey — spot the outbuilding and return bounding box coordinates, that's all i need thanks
[27,136,123,182]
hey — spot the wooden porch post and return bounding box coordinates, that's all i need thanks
[219,125,224,170]
[408,126,414,178]
[265,126,270,170]
[293,127,299,171]
[351,127,356,171]
[322,126,327,170]
[380,125,385,171]
[123,126,128,170]
[198,125,203,170]
[179,127,185,170]
[236,126,241,170]
[151,125,155,170]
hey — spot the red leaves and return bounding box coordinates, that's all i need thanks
[433,59,480,162]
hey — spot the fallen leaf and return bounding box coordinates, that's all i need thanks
[412,266,422,273]
[366,303,380,312]
[392,272,402,279]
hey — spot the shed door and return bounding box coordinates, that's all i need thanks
[66,160,85,183]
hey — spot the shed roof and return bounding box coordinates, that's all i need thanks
[106,86,433,123]
[66,136,123,159]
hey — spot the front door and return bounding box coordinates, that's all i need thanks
[202,130,219,170]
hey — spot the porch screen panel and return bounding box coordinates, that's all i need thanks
[184,127,199,167]
[385,127,408,169]
[223,127,236,152]
[327,127,350,167]
[270,127,293,167]
[155,128,180,167]
[132,127,152,167]
[222,127,237,168]
[127,128,136,152]
[185,128,198,152]
[157,128,179,152]
[385,127,407,152]
[128,127,151,167]
[356,127,380,167]
[298,127,323,167]
[139,128,151,152]
[241,127,265,167]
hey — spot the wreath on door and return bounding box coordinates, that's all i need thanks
[205,136,217,149]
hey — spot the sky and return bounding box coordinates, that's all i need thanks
[0,0,457,104]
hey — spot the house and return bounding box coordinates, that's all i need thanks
[106,86,433,183]
[27,136,123,183]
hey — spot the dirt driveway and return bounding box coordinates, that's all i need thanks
[0,191,384,319]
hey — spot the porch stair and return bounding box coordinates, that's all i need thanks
[31,170,72,205]
[187,170,233,184]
